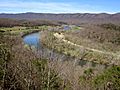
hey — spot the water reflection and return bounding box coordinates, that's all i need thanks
[23,32,40,49]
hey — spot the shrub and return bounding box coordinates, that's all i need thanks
[93,66,120,90]
[33,59,63,90]
[0,44,11,87]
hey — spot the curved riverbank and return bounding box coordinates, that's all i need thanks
[23,31,109,75]
[21,30,41,37]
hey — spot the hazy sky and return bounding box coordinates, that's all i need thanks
[0,0,120,13]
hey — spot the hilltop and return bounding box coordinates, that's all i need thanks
[0,12,120,24]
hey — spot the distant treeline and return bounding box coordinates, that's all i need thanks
[0,18,67,27]
[100,23,120,31]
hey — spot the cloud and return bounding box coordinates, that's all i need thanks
[0,1,67,11]
[0,0,117,13]
[0,1,94,13]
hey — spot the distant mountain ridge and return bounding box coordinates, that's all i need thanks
[0,12,120,24]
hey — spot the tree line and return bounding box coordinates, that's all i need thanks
[0,18,67,27]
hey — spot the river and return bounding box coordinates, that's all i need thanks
[23,32,108,72]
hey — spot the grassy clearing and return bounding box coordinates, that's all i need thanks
[0,25,54,35]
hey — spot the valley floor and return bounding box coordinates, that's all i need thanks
[0,24,120,90]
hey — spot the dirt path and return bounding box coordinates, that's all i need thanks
[53,33,120,58]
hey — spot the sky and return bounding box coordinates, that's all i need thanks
[0,0,120,14]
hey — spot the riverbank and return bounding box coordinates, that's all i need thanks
[40,31,120,65]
